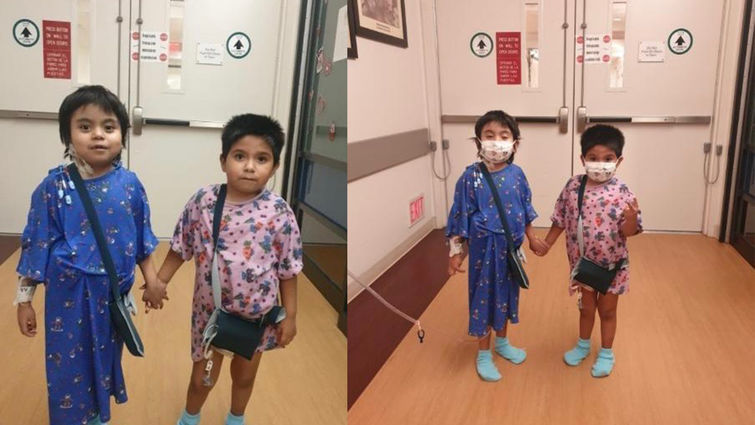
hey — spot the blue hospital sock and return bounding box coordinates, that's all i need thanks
[494,337,527,364]
[178,409,201,425]
[476,350,501,382]
[591,347,615,378]
[87,415,108,425]
[564,337,591,366]
[225,411,245,425]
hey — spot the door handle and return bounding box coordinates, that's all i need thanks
[130,107,225,135]
[558,107,568,134]
[132,106,144,136]
[441,115,559,123]
[587,116,710,124]
[577,106,587,133]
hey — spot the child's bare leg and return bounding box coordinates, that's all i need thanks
[592,293,619,377]
[229,351,263,416]
[597,293,619,348]
[477,327,492,350]
[185,351,225,415]
[579,288,599,339]
[564,288,598,366]
[494,320,507,338]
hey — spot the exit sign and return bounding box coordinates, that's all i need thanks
[409,195,424,227]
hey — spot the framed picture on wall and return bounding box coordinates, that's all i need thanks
[349,0,408,48]
[348,1,358,58]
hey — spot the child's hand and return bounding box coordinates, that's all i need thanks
[530,237,550,256]
[621,198,641,236]
[276,316,297,348]
[17,303,37,337]
[140,278,169,312]
[448,254,465,275]
[622,198,640,220]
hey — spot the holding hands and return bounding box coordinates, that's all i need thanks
[526,225,551,257]
[530,237,550,257]
[141,276,169,312]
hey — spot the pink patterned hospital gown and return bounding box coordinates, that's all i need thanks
[171,185,303,361]
[551,175,643,296]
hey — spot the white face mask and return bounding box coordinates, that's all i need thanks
[479,139,515,163]
[584,161,617,182]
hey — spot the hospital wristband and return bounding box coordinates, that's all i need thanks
[13,276,37,306]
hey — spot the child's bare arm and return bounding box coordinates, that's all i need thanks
[138,254,158,285]
[544,223,565,248]
[156,249,186,284]
[277,276,298,347]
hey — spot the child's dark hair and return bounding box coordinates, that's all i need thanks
[473,110,521,164]
[221,114,285,165]
[59,85,129,161]
[580,124,625,157]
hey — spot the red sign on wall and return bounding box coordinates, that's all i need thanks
[409,195,424,227]
[496,32,521,85]
[43,20,71,79]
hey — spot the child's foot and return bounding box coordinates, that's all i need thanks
[564,338,591,366]
[494,337,526,364]
[177,409,201,425]
[226,411,245,425]
[591,347,615,377]
[476,350,501,382]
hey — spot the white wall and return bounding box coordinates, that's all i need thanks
[347,0,443,301]
[347,2,428,141]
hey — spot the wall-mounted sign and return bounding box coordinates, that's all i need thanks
[197,43,223,65]
[638,41,665,62]
[226,32,251,59]
[471,32,493,58]
[130,31,169,62]
[409,195,425,227]
[13,19,39,47]
[43,20,70,79]
[496,32,521,85]
[576,34,611,64]
[668,28,692,55]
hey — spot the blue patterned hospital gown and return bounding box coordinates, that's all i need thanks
[16,163,157,425]
[446,163,538,336]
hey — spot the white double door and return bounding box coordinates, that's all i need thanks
[436,0,725,232]
[0,0,300,237]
